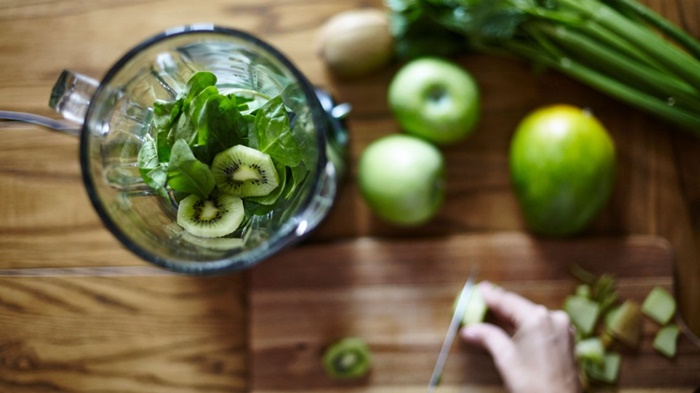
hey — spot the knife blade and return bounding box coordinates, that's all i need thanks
[427,267,478,393]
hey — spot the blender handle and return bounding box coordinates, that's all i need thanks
[48,69,99,127]
[0,70,96,135]
[0,110,81,135]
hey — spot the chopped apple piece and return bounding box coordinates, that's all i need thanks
[653,324,680,358]
[575,337,605,365]
[585,351,621,384]
[642,286,676,325]
[453,283,488,326]
[564,295,600,337]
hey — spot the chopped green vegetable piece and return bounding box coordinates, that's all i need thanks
[322,337,372,380]
[453,284,488,326]
[585,351,621,384]
[575,337,605,366]
[605,300,642,348]
[642,286,676,325]
[652,324,680,358]
[564,295,600,337]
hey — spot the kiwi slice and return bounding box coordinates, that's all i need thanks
[212,145,279,197]
[180,231,245,251]
[322,337,372,380]
[176,193,244,238]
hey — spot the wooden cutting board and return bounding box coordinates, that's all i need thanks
[249,232,700,392]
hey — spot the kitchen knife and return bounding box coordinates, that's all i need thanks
[427,268,478,392]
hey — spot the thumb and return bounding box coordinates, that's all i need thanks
[460,323,516,367]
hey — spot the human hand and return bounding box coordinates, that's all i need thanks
[460,281,581,393]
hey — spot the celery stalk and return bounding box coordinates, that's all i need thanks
[605,0,700,59]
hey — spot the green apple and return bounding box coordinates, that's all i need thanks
[358,134,445,226]
[388,57,480,145]
[509,105,616,236]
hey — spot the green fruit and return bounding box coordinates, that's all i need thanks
[212,145,279,197]
[388,57,480,145]
[509,105,616,236]
[358,134,445,226]
[322,337,372,379]
[176,193,245,238]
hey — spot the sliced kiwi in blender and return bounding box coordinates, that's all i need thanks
[322,337,372,380]
[211,145,280,197]
[180,231,245,251]
[176,192,244,238]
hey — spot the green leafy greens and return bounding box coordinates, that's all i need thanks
[386,0,700,135]
[137,71,309,233]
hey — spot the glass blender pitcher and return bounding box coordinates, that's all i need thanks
[3,24,348,275]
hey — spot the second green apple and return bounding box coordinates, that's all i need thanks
[388,57,480,145]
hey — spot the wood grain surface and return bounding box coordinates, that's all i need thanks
[0,0,699,392]
[0,268,247,393]
[250,233,699,392]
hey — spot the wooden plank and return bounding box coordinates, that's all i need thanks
[250,233,700,392]
[0,268,248,393]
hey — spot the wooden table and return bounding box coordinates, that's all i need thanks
[0,1,698,392]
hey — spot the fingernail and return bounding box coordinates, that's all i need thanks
[460,326,479,341]
[479,281,495,294]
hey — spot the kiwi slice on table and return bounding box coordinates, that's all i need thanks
[176,193,244,238]
[212,145,279,197]
[322,337,372,380]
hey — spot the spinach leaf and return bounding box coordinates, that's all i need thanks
[188,85,219,128]
[167,139,215,198]
[286,160,309,199]
[144,167,169,199]
[183,71,217,104]
[194,94,247,165]
[156,126,172,163]
[254,96,302,167]
[153,99,178,130]
[242,114,259,149]
[153,98,182,163]
[137,136,169,198]
[138,136,160,175]
[168,113,197,146]
[227,92,255,111]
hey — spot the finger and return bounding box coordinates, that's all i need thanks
[460,323,515,359]
[550,310,573,332]
[479,282,541,327]
[550,310,576,348]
